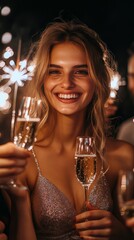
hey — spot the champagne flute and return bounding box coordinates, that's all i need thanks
[75,136,97,211]
[71,136,98,239]
[0,96,42,190]
[13,96,42,150]
[118,169,134,221]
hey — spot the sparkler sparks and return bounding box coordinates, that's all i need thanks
[110,72,126,99]
[0,46,35,112]
[1,58,34,86]
[0,85,11,112]
[0,41,36,139]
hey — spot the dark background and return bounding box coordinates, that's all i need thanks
[0,0,134,142]
[1,0,134,77]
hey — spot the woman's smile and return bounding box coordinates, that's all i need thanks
[55,92,81,103]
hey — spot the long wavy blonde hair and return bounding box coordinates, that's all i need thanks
[26,19,116,160]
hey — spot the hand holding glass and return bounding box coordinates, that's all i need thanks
[118,169,134,221]
[0,96,42,190]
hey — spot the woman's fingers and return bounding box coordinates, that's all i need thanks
[0,158,28,177]
[82,236,108,240]
[75,217,111,230]
[75,210,113,239]
[0,142,30,158]
[0,142,31,178]
[0,167,25,177]
[76,210,112,221]
[0,158,27,168]
[79,228,111,237]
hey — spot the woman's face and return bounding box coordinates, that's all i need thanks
[44,42,95,115]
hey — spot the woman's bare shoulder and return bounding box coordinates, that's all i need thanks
[105,137,134,170]
[106,137,134,151]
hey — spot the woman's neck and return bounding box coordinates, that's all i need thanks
[37,112,88,149]
[53,114,85,144]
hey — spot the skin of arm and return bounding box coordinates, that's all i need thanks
[9,190,37,240]
[0,142,37,239]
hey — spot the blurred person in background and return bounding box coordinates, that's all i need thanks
[116,42,134,146]
[104,97,119,138]
[127,42,134,101]
[105,42,134,142]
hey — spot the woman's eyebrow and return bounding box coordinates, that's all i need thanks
[49,64,88,68]
[49,64,62,68]
[73,65,88,68]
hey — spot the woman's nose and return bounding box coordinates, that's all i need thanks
[61,74,75,89]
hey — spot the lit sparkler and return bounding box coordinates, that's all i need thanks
[0,39,35,139]
[1,59,34,86]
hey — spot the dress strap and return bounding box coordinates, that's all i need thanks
[31,148,41,175]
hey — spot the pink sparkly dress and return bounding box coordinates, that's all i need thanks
[31,153,113,240]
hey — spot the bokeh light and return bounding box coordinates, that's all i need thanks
[1,32,12,44]
[1,6,11,16]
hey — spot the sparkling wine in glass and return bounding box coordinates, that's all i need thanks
[75,136,97,211]
[13,96,42,150]
[0,96,42,190]
[118,169,134,221]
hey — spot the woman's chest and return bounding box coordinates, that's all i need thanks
[30,149,84,211]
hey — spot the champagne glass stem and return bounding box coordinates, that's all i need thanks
[84,185,89,202]
[83,185,89,210]
[11,82,18,141]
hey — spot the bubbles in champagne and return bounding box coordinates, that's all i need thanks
[75,154,96,187]
[13,117,40,150]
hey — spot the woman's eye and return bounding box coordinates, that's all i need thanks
[74,70,88,75]
[48,70,61,75]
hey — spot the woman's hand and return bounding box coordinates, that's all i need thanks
[0,142,30,179]
[75,209,131,240]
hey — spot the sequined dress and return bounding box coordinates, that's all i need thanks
[31,153,113,240]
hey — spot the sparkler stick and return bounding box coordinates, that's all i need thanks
[11,39,21,141]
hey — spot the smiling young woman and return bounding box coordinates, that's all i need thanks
[0,18,133,240]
